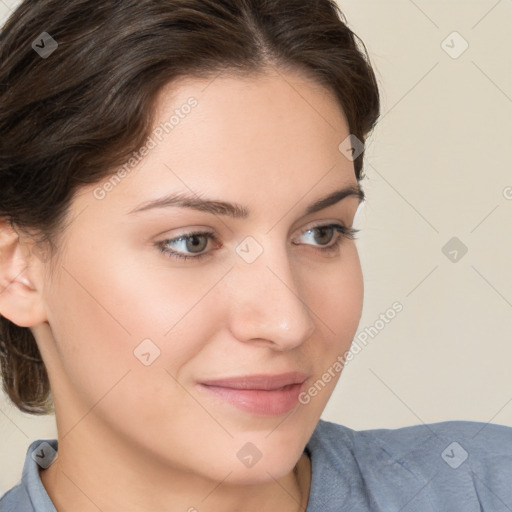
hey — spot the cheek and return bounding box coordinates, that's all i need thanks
[300,243,363,393]
[43,250,226,450]
[308,243,364,344]
[42,246,220,409]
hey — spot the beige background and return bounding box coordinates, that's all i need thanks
[1,0,511,495]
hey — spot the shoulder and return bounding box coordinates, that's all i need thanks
[305,419,512,511]
[0,480,34,511]
[0,438,58,512]
[354,419,512,473]
[310,417,512,463]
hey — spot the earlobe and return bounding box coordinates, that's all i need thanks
[0,218,48,328]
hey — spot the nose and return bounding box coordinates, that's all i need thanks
[227,238,315,351]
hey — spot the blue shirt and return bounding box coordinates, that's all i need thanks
[2,418,512,511]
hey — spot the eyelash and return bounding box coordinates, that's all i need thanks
[156,223,359,262]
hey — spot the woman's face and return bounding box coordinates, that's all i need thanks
[35,68,364,484]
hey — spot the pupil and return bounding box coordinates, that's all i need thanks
[316,227,332,244]
[188,235,206,253]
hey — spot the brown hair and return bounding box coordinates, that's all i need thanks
[0,0,380,414]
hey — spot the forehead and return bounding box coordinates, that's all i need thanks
[141,69,352,181]
[153,68,349,140]
[71,69,356,223]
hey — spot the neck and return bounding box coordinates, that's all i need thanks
[39,425,312,512]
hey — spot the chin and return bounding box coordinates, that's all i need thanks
[197,438,303,487]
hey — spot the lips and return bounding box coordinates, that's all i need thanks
[199,371,309,390]
[197,371,309,415]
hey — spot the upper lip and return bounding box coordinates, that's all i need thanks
[199,371,309,391]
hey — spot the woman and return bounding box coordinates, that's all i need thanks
[1,0,511,510]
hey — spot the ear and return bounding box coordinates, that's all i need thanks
[0,217,48,327]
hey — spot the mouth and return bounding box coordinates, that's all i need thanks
[197,372,309,416]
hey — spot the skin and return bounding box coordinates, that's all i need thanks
[0,67,364,511]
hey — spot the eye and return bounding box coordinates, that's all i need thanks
[156,223,359,261]
[293,223,359,255]
[157,231,218,261]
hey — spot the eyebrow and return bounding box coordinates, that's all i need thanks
[127,184,365,218]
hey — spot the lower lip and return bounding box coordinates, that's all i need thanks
[197,382,304,416]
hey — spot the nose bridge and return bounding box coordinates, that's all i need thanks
[228,236,315,349]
